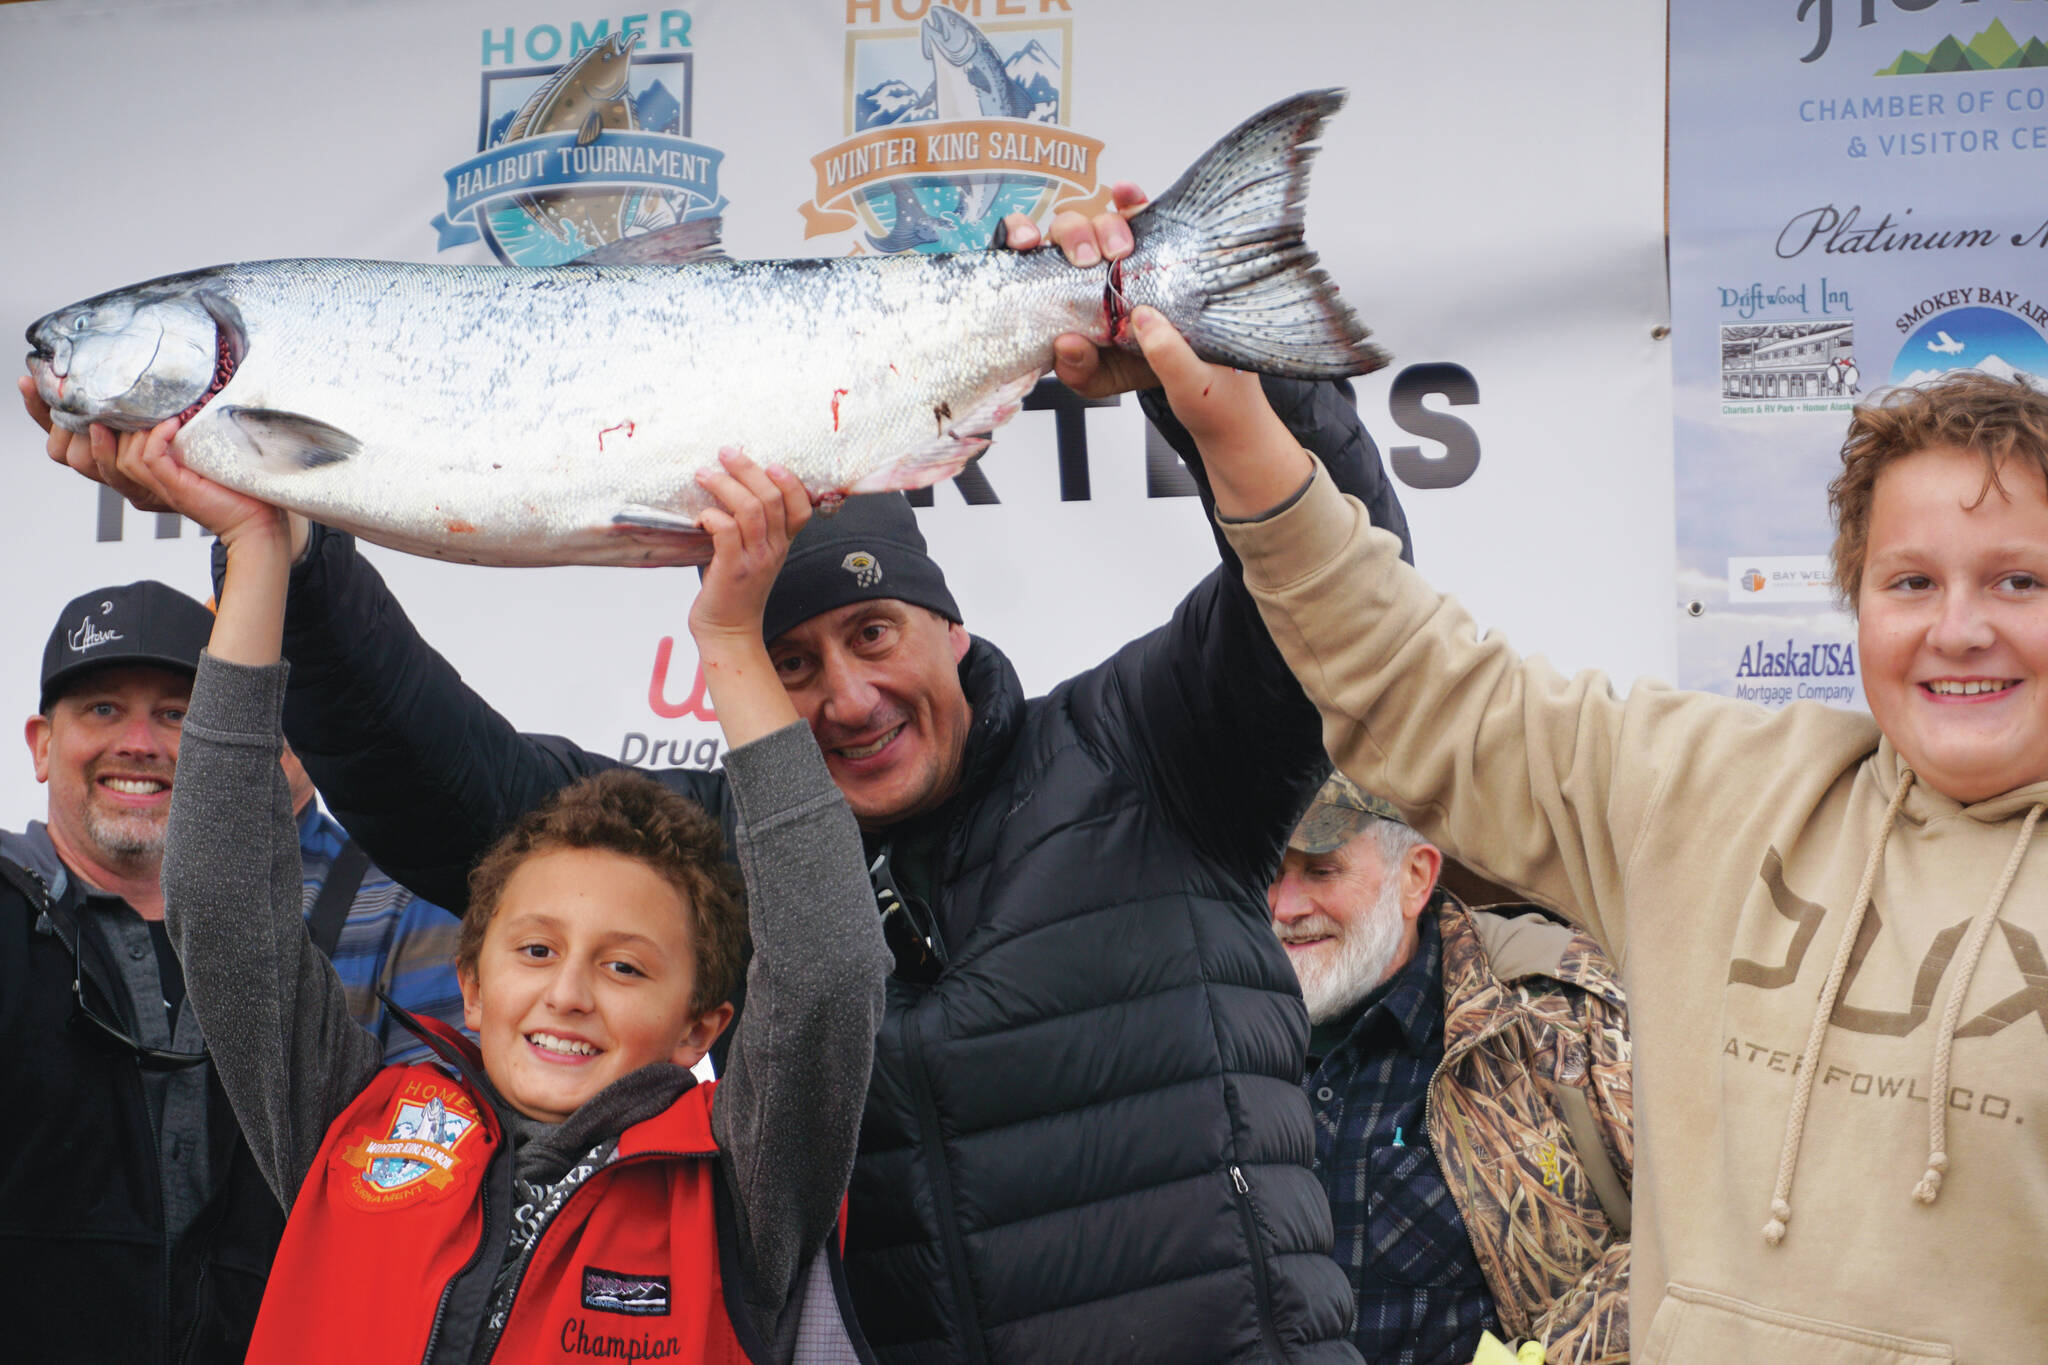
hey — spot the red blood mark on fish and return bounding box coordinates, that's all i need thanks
[831,389,849,432]
[1103,256,1130,343]
[597,420,636,451]
[446,519,478,534]
[1202,382,1213,397]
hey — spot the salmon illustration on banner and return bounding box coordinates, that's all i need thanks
[430,14,724,266]
[801,3,1107,252]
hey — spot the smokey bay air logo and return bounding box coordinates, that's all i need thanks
[336,1081,485,1210]
[800,5,1109,254]
[432,21,726,266]
[1889,302,2048,390]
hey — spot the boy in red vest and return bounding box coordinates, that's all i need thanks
[141,439,890,1364]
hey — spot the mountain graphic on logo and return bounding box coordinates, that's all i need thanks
[1875,19,2048,75]
[1896,354,2048,391]
[854,40,1060,131]
[1005,40,1061,121]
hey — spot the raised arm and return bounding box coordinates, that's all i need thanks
[119,427,388,1204]
[688,453,891,1327]
[1000,207,1413,884]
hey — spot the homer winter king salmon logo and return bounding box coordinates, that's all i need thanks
[801,1,1111,254]
[432,12,726,266]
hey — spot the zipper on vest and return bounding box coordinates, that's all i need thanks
[1227,1165,1291,1364]
[421,1133,510,1365]
[904,1005,989,1365]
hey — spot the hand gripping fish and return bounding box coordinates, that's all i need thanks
[24,90,1384,568]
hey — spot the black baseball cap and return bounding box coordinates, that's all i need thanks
[39,581,212,711]
[763,493,961,644]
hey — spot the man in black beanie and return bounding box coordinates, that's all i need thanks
[57,211,1413,1365]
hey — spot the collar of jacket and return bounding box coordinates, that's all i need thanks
[1438,894,1625,1059]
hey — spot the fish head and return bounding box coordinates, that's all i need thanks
[920,6,983,67]
[575,30,640,100]
[25,283,236,434]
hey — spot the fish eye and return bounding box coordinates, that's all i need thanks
[72,315,89,332]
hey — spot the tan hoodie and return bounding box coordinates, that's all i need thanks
[1225,464,2048,1364]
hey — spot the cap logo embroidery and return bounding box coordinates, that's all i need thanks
[67,604,124,655]
[842,551,882,588]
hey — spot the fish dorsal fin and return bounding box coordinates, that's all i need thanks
[571,216,726,265]
[222,407,359,471]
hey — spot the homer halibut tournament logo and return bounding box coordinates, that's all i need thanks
[801,1,1110,254]
[432,11,726,266]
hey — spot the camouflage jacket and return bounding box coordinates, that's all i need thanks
[1431,896,1633,1365]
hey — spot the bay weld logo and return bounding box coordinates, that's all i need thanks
[432,12,725,266]
[1726,555,1835,603]
[67,603,123,654]
[800,0,1108,254]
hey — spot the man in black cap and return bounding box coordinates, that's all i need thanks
[36,215,1411,1365]
[0,579,473,1363]
[0,581,289,1363]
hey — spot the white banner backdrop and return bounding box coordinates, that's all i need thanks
[0,0,1670,831]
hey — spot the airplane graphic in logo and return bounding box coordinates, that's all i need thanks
[1927,331,1966,356]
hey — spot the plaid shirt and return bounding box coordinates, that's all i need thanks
[1305,911,1497,1365]
[298,805,470,1065]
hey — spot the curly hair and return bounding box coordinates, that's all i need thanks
[1829,372,2048,610]
[458,769,746,1014]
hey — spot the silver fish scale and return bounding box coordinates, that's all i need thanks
[172,253,1107,566]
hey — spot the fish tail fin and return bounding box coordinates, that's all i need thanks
[1135,89,1386,380]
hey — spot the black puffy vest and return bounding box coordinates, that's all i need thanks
[842,639,1359,1365]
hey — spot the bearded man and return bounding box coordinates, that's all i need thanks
[1270,773,1637,1365]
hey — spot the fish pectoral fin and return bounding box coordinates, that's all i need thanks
[577,110,604,146]
[612,504,705,535]
[222,407,360,471]
[846,369,1041,495]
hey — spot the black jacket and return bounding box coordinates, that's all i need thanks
[0,852,286,1364]
[266,380,1411,1364]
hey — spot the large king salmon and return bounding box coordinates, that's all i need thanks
[24,90,1383,567]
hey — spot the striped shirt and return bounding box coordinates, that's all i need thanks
[297,805,469,1065]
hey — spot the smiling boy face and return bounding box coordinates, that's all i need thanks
[1859,445,2048,805]
[459,846,732,1125]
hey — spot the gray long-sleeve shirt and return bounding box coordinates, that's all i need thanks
[161,654,888,1358]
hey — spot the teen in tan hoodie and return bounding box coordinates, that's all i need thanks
[1030,231,2045,1359]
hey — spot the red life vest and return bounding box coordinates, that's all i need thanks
[248,1029,754,1364]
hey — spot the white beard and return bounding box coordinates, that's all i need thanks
[1288,873,1408,1024]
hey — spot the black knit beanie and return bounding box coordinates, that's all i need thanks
[763,493,961,644]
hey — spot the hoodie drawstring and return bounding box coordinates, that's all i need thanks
[1911,801,2044,1205]
[1763,771,1913,1247]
